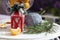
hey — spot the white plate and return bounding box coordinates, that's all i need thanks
[0,14,10,23]
[0,15,60,40]
[0,24,60,40]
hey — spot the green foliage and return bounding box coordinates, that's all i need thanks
[0,0,2,4]
[50,8,60,16]
[24,20,54,34]
[39,7,60,16]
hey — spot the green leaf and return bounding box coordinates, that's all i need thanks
[24,20,54,34]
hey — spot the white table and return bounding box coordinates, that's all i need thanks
[0,15,60,40]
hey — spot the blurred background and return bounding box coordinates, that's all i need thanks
[0,0,60,24]
[0,0,60,15]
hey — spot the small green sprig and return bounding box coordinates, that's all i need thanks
[24,20,54,34]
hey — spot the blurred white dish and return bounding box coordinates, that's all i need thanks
[0,17,60,40]
[0,14,10,23]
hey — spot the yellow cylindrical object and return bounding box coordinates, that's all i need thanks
[10,27,21,36]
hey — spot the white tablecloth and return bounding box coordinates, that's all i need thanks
[0,15,60,40]
[0,14,10,23]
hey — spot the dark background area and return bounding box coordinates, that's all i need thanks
[0,0,60,14]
